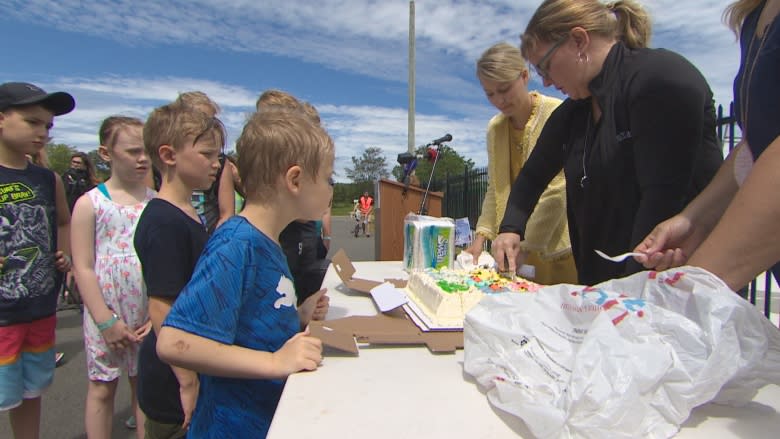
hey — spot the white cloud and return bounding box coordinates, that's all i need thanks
[4,0,741,181]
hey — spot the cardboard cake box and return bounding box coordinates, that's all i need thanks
[311,249,463,354]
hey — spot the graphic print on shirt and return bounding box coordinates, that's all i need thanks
[0,182,54,300]
[274,275,296,309]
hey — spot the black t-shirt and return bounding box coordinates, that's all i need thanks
[280,220,328,305]
[134,198,208,424]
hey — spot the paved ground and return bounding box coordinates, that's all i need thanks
[0,217,373,439]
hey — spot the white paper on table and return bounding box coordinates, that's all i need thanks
[370,282,408,312]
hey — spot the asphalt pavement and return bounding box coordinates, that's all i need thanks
[0,216,374,439]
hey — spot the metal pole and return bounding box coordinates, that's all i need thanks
[408,0,416,154]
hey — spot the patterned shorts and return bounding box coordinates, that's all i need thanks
[0,315,56,410]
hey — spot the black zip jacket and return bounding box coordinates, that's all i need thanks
[499,42,723,285]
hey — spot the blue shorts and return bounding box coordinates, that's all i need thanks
[0,315,56,410]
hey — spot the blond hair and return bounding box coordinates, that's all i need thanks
[723,0,764,36]
[477,42,528,82]
[143,103,226,169]
[99,116,144,150]
[521,0,651,57]
[237,110,333,203]
[175,91,220,116]
[301,101,321,125]
[255,89,302,112]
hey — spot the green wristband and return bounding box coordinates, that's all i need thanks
[97,313,119,331]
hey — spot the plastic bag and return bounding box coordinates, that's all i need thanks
[463,267,780,438]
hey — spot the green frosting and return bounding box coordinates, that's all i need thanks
[436,280,469,293]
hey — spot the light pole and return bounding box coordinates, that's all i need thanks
[408,0,416,154]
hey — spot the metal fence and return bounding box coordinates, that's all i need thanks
[431,103,776,322]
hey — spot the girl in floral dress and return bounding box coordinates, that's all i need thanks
[71,116,155,439]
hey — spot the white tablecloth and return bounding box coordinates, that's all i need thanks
[267,261,780,439]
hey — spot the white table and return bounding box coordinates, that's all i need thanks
[268,261,780,439]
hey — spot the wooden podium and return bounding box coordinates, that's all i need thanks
[375,179,443,261]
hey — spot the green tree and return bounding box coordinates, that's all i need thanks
[345,146,390,183]
[391,144,475,183]
[45,143,77,174]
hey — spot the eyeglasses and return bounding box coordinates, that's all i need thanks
[533,38,567,80]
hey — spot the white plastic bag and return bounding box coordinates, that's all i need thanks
[463,267,780,438]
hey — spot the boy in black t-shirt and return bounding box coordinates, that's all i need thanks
[133,101,226,438]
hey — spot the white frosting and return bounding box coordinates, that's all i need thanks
[406,269,484,326]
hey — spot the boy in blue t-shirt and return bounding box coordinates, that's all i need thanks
[0,82,75,438]
[158,109,332,437]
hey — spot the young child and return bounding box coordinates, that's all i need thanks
[70,116,155,439]
[133,102,226,438]
[175,91,235,234]
[0,81,74,439]
[157,109,331,437]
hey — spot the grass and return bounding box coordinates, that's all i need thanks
[331,202,355,216]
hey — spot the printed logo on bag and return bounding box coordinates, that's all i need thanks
[648,271,685,286]
[570,287,646,326]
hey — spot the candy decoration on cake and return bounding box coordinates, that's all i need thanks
[405,266,540,327]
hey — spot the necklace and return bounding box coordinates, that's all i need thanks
[580,115,592,188]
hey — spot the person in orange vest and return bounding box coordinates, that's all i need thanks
[358,191,374,237]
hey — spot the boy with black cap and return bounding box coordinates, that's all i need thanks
[0,81,75,439]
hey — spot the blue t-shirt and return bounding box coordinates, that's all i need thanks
[163,215,300,438]
[734,1,780,159]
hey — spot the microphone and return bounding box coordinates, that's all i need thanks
[429,133,452,145]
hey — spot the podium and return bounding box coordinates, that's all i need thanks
[375,178,443,261]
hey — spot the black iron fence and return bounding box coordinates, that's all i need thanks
[430,103,776,322]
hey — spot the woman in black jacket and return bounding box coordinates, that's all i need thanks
[493,0,723,285]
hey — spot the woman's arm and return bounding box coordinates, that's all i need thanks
[494,105,571,271]
[689,135,780,290]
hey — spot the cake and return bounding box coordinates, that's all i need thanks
[405,267,540,327]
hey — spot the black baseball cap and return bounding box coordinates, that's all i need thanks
[0,82,75,116]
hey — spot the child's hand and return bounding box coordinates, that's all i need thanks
[101,319,139,350]
[179,377,200,431]
[312,291,329,321]
[54,251,71,273]
[134,320,153,341]
[272,328,323,377]
[298,289,328,326]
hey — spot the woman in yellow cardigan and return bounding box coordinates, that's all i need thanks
[464,42,577,284]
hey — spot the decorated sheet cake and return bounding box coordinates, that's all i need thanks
[405,267,540,328]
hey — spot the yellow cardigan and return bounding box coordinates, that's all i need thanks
[475,92,571,259]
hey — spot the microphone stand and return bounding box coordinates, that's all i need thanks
[418,144,443,215]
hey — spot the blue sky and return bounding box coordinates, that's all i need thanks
[1,0,739,181]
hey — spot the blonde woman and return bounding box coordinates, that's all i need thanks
[636,0,780,291]
[465,42,576,285]
[493,0,723,285]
